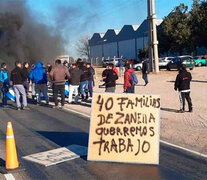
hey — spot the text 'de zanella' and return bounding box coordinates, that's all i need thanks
[88,93,160,165]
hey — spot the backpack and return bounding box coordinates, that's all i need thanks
[130,72,138,85]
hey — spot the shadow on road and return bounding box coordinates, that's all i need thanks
[36,131,89,147]
[161,107,178,113]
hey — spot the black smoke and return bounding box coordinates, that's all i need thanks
[0,0,65,67]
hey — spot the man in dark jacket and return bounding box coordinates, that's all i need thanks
[0,62,10,107]
[29,61,49,105]
[68,63,83,104]
[22,62,29,94]
[86,63,95,98]
[174,65,193,113]
[124,64,135,93]
[102,63,118,92]
[79,62,91,100]
[10,61,28,110]
[141,59,149,86]
[50,59,70,108]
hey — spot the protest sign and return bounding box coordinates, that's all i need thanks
[88,93,160,164]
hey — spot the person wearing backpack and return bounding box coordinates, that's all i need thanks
[124,64,138,93]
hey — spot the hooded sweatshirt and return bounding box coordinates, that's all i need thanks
[29,61,47,84]
[175,69,192,91]
[124,68,134,91]
[0,68,10,86]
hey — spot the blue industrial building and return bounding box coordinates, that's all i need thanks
[89,19,162,65]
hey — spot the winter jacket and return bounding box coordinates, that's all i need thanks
[142,61,148,74]
[124,68,134,91]
[29,61,47,84]
[21,67,29,82]
[102,69,118,88]
[0,68,10,86]
[50,64,70,84]
[69,68,83,85]
[175,69,192,91]
[80,66,91,82]
[113,67,119,76]
[88,67,95,80]
[10,67,24,85]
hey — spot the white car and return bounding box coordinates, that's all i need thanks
[133,62,143,71]
[159,57,174,69]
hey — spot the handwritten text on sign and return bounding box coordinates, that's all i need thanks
[88,93,160,164]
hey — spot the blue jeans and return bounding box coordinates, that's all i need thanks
[80,80,89,97]
[142,73,148,84]
[88,80,94,97]
[126,86,134,93]
[1,84,8,105]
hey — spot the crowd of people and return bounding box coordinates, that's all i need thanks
[0,58,192,113]
[0,59,95,110]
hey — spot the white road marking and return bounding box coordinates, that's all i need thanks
[4,174,15,180]
[63,107,207,159]
[160,140,207,159]
[63,107,91,118]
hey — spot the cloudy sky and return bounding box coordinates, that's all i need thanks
[25,0,193,58]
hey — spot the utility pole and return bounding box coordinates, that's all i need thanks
[147,0,159,73]
[147,0,153,72]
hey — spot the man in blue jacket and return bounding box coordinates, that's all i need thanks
[29,61,49,105]
[0,62,10,107]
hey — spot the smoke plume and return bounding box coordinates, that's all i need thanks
[0,0,65,67]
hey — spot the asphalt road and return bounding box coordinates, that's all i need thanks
[0,103,207,180]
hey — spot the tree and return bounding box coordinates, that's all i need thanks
[158,4,191,55]
[138,45,148,59]
[190,1,207,50]
[76,35,90,61]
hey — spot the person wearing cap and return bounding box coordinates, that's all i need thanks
[102,63,118,92]
[68,63,83,104]
[174,64,193,113]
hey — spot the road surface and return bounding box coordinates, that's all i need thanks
[0,103,207,180]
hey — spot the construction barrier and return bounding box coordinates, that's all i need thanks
[6,122,19,170]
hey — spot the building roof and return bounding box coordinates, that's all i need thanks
[102,29,118,43]
[118,25,137,41]
[89,33,104,46]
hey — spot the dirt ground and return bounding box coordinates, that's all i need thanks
[65,66,207,155]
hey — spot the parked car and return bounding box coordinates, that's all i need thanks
[102,58,122,67]
[193,56,207,67]
[133,59,149,71]
[167,56,195,71]
[159,57,174,69]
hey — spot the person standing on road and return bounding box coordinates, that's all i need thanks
[118,59,125,76]
[0,63,10,107]
[10,61,29,110]
[141,59,149,86]
[50,59,70,109]
[124,64,136,93]
[174,65,193,113]
[79,62,91,100]
[22,62,30,94]
[68,63,83,104]
[29,61,49,105]
[102,63,118,92]
[86,63,95,98]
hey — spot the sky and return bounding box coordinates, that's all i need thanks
[26,0,193,58]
